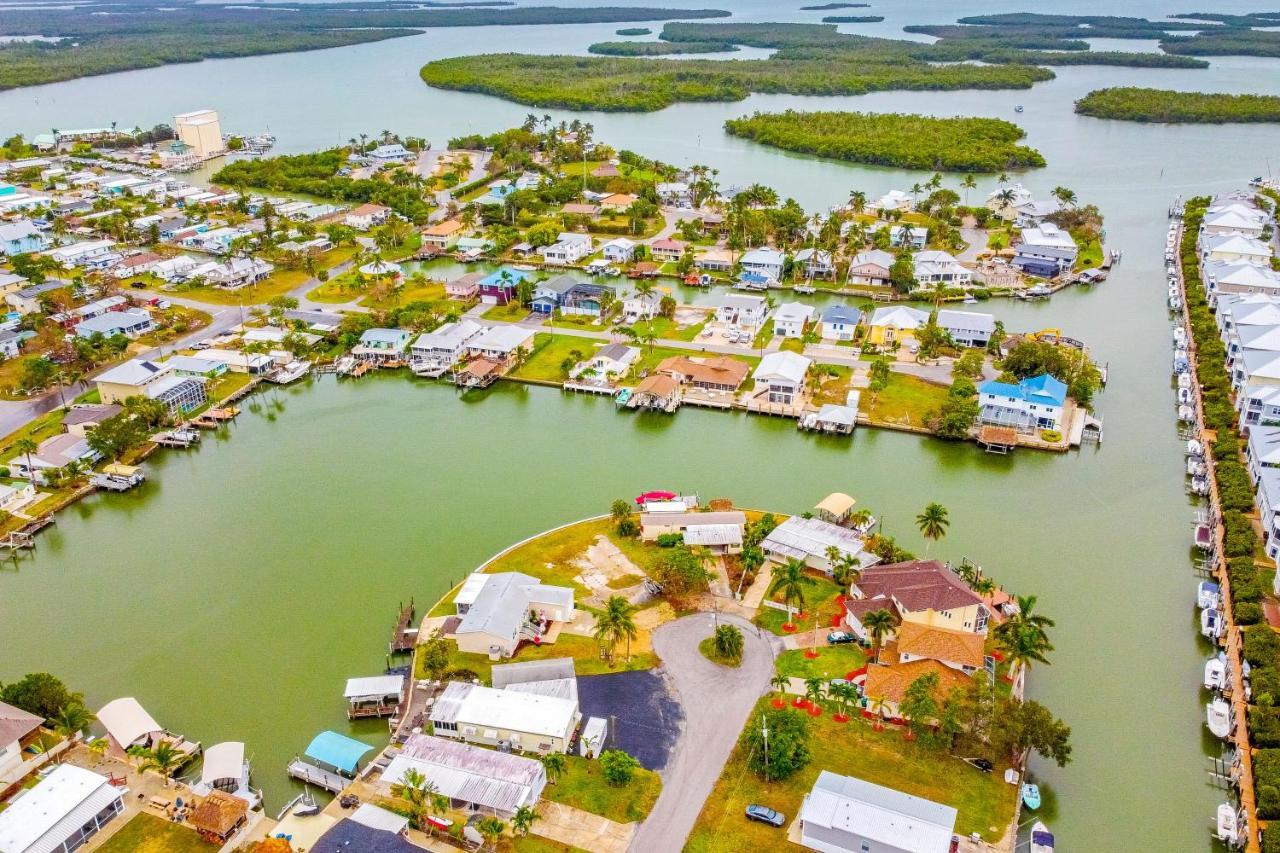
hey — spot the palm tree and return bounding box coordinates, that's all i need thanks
[767,558,817,627]
[476,816,506,852]
[997,171,1009,186]
[512,805,539,836]
[961,174,977,206]
[770,673,790,705]
[713,623,744,661]
[915,503,949,553]
[540,752,566,785]
[594,595,638,663]
[847,190,867,214]
[804,676,825,710]
[993,595,1056,685]
[14,438,37,481]
[828,680,857,721]
[909,182,923,205]
[863,608,897,664]
[131,742,186,785]
[50,703,94,744]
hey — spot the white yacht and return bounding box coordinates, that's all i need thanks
[1205,654,1227,691]
[1207,697,1233,739]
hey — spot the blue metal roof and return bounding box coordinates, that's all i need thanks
[304,730,374,773]
[479,268,531,288]
[979,373,1067,407]
[822,305,861,325]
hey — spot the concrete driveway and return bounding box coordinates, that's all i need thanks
[628,613,780,853]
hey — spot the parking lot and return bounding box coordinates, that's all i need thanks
[577,669,684,770]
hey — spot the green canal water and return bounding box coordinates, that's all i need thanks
[4,0,1280,847]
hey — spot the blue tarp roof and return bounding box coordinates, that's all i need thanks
[479,268,531,288]
[304,731,374,773]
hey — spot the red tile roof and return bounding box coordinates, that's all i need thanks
[857,560,982,615]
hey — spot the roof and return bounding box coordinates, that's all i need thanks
[470,325,534,353]
[199,741,245,787]
[430,682,577,738]
[0,764,121,853]
[189,790,247,836]
[634,373,679,398]
[799,770,957,853]
[166,355,224,374]
[359,328,409,346]
[863,659,971,710]
[815,492,856,518]
[1019,223,1076,250]
[595,343,636,364]
[413,319,483,351]
[741,247,784,265]
[857,560,983,614]
[683,523,743,546]
[344,675,405,701]
[76,308,151,335]
[350,803,410,836]
[935,310,995,334]
[422,219,464,237]
[304,730,374,773]
[896,622,985,669]
[762,516,875,564]
[97,697,161,747]
[59,404,122,426]
[455,572,571,643]
[490,658,576,690]
[656,356,751,389]
[383,735,544,814]
[822,305,862,325]
[849,249,895,269]
[313,819,421,853]
[978,373,1067,407]
[94,358,170,386]
[641,511,745,528]
[0,700,42,746]
[869,306,929,329]
[816,403,856,426]
[718,292,766,310]
[754,351,811,385]
[775,302,814,323]
[0,220,41,242]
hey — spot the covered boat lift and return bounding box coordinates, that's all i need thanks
[287,730,374,793]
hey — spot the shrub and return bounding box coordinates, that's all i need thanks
[745,707,812,780]
[655,533,683,548]
[1223,510,1259,557]
[599,749,640,786]
[617,517,639,538]
[1237,601,1264,625]
[1040,429,1062,442]
[1246,626,1280,667]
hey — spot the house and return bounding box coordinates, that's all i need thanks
[599,193,637,211]
[740,247,785,282]
[0,480,35,513]
[601,237,636,263]
[540,233,592,266]
[655,356,751,392]
[656,182,692,205]
[892,225,928,251]
[0,330,21,360]
[695,247,736,272]
[623,290,663,322]
[573,343,637,380]
[368,143,411,162]
[478,268,531,306]
[74,307,153,340]
[0,273,27,297]
[354,328,411,362]
[978,373,1068,433]
[0,764,124,853]
[913,251,972,287]
[821,305,862,342]
[446,272,483,302]
[845,249,894,287]
[561,202,600,218]
[751,351,811,405]
[381,734,546,817]
[95,358,175,403]
[312,817,419,853]
[798,770,957,853]
[451,571,575,658]
[854,560,988,634]
[48,240,117,268]
[865,306,929,348]
[195,348,274,375]
[773,302,814,339]
[1013,223,1078,278]
[0,700,43,784]
[716,293,768,330]
[640,510,746,544]
[145,375,209,414]
[411,320,484,366]
[872,190,913,212]
[762,516,878,575]
[111,251,163,280]
[152,255,199,283]
[1204,233,1272,265]
[936,309,995,348]
[862,659,973,723]
[986,183,1036,220]
[893,621,985,674]
[422,219,465,250]
[794,248,835,279]
[1256,468,1280,562]
[649,238,688,263]
[6,280,65,315]
[535,278,615,317]
[466,326,536,364]
[167,355,228,379]
[491,658,578,700]
[429,681,580,754]
[9,433,99,479]
[0,219,47,256]
[531,276,576,314]
[61,403,123,437]
[345,203,391,230]
[1205,260,1280,299]
[1203,206,1267,238]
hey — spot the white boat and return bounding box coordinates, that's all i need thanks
[1029,822,1055,853]
[1187,458,1206,477]
[1177,387,1193,405]
[1216,803,1241,846]
[1198,580,1221,610]
[1179,404,1196,423]
[1173,327,1187,346]
[190,741,262,809]
[1207,697,1232,739]
[267,361,311,384]
[793,283,816,294]
[1177,373,1191,390]
[1187,439,1203,456]
[962,294,978,304]
[1205,654,1227,690]
[1190,476,1210,496]
[1201,607,1223,639]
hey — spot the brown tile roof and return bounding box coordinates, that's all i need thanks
[0,700,43,745]
[857,560,982,615]
[561,203,600,216]
[461,358,500,379]
[423,219,464,237]
[601,193,637,207]
[656,356,750,389]
[634,373,679,398]
[863,659,971,708]
[895,621,984,669]
[843,597,898,622]
[347,203,389,217]
[190,790,247,837]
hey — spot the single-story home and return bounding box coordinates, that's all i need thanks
[380,733,546,817]
[452,571,576,658]
[61,404,123,437]
[0,764,124,853]
[640,510,746,542]
[773,302,814,339]
[798,770,957,853]
[74,307,154,340]
[8,433,100,479]
[429,681,580,754]
[761,516,879,575]
[656,356,751,392]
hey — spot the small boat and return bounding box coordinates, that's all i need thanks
[1030,822,1055,853]
[1021,782,1041,810]
[1015,105,1025,113]
[1187,439,1203,456]
[1177,373,1191,390]
[1207,697,1232,739]
[1198,580,1221,610]
[1216,803,1241,846]
[793,283,816,294]
[962,294,978,304]
[1177,387,1193,405]
[615,388,632,408]
[1201,607,1223,639]
[1190,476,1210,496]
[1178,404,1196,423]
[1187,458,1206,476]
[1195,522,1214,551]
[1205,653,1227,690]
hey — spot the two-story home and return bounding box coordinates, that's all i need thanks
[891,225,928,251]
[893,621,985,675]
[478,268,531,306]
[850,559,989,636]
[540,233,592,266]
[716,293,768,330]
[1013,223,1078,278]
[353,328,411,363]
[649,238,688,263]
[865,305,928,348]
[1202,206,1267,239]
[751,351,811,406]
[740,247,785,283]
[794,248,835,279]
[601,237,636,263]
[977,373,1067,433]
[845,249,894,287]
[773,302,814,339]
[936,309,995,348]
[913,250,973,287]
[421,219,465,251]
[530,276,576,315]
[410,319,484,367]
[1203,233,1272,265]
[1205,260,1280,302]
[622,291,662,323]
[820,305,862,342]
[345,203,391,231]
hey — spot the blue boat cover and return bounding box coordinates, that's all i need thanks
[304,730,373,773]
[1032,830,1055,846]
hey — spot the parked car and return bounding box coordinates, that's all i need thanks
[827,630,856,645]
[130,280,147,289]
[744,804,785,827]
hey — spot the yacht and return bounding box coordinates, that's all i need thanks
[1207,697,1232,739]
[1216,803,1242,847]
[1205,654,1227,691]
[1198,580,1221,610]
[1201,607,1223,639]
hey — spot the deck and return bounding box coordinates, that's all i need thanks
[286,760,349,793]
[389,600,417,654]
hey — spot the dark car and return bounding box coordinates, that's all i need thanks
[130,280,147,289]
[827,630,856,645]
[745,804,785,827]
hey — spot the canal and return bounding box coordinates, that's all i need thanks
[3,0,1280,847]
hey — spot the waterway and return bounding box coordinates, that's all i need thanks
[2,0,1280,847]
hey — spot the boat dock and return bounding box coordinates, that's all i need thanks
[152,428,200,448]
[285,760,348,793]
[191,407,239,428]
[0,516,54,550]
[389,599,417,654]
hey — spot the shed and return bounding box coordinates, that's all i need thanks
[350,802,410,836]
[814,492,856,524]
[579,717,609,759]
[799,770,957,853]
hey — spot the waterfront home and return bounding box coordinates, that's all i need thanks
[656,181,691,205]
[1232,350,1280,393]
[853,560,988,634]
[894,621,985,674]
[623,290,663,323]
[978,373,1067,433]
[430,681,580,754]
[799,770,957,853]
[740,247,785,282]
[411,319,484,366]
[61,404,123,437]
[96,696,200,761]
[641,510,746,550]
[751,351,811,405]
[0,330,22,360]
[353,328,411,363]
[820,305,862,342]
[1205,260,1280,301]
[872,189,913,212]
[368,143,411,162]
[445,271,483,302]
[1218,294,1280,340]
[531,275,576,315]
[344,203,391,230]
[601,237,637,263]
[1255,468,1280,562]
[152,255,199,283]
[599,193,637,212]
[716,293,768,330]
[466,325,535,364]
[422,219,465,251]
[1203,233,1272,265]
[95,358,174,403]
[197,348,274,375]
[478,268,529,306]
[1241,384,1280,427]
[862,659,972,724]
[936,309,995,348]
[773,302,814,339]
[74,307,154,339]
[9,433,99,479]
[452,571,574,657]
[0,700,43,785]
[0,219,47,256]
[762,516,878,576]
[1203,203,1267,238]
[987,183,1041,222]
[381,733,546,817]
[650,238,688,263]
[182,226,251,256]
[913,250,973,287]
[168,354,228,379]
[0,481,36,513]
[846,250,895,288]
[540,232,593,266]
[573,343,637,380]
[892,225,928,251]
[0,764,124,853]
[656,356,751,392]
[1013,223,1078,278]
[1245,426,1280,485]
[865,305,929,348]
[794,247,835,279]
[695,247,736,273]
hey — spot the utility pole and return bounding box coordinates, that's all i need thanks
[761,715,769,783]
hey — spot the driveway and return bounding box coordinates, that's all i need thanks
[578,670,683,771]
[629,613,780,853]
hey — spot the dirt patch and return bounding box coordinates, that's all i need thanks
[574,535,648,603]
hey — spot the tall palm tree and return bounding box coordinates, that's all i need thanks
[961,174,977,206]
[767,558,817,626]
[770,673,790,704]
[131,742,186,785]
[915,503,950,553]
[512,805,540,837]
[1051,186,1078,208]
[14,438,37,481]
[476,816,506,852]
[50,703,94,741]
[540,752,566,785]
[604,595,639,661]
[804,677,826,710]
[828,680,857,720]
[847,190,867,214]
[862,608,897,664]
[993,594,1056,684]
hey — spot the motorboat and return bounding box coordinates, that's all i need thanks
[1207,697,1232,739]
[1177,387,1193,405]
[1187,439,1204,456]
[1198,580,1221,610]
[1179,404,1196,423]
[793,283,816,294]
[189,741,262,809]
[614,388,632,408]
[1202,607,1223,639]
[1205,653,1227,690]
[1216,803,1241,846]
[1030,822,1055,853]
[1190,476,1210,496]
[1015,105,1025,113]
[1177,372,1191,390]
[1021,782,1041,810]
[1173,326,1188,346]
[962,294,978,304]
[1187,458,1206,476]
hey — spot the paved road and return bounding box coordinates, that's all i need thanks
[629,613,780,853]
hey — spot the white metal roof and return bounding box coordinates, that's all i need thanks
[350,802,410,835]
[799,770,956,853]
[429,682,577,739]
[469,325,534,354]
[762,516,876,566]
[344,675,405,701]
[383,734,545,814]
[97,697,162,748]
[683,524,743,546]
[0,764,121,853]
[199,741,245,786]
[754,351,811,385]
[453,572,491,608]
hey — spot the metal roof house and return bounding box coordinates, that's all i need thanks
[935,309,995,348]
[430,681,580,754]
[490,658,578,702]
[762,516,879,576]
[798,770,957,853]
[977,373,1068,433]
[381,733,547,817]
[0,764,124,853]
[452,572,575,658]
[312,818,420,853]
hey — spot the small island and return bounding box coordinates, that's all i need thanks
[616,27,653,35]
[723,110,1046,172]
[589,40,738,56]
[823,15,884,23]
[800,2,869,8]
[1074,87,1280,124]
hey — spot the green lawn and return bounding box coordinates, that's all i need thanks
[542,754,662,823]
[810,366,853,406]
[511,334,603,383]
[433,633,659,684]
[0,407,68,464]
[861,373,949,429]
[752,319,775,350]
[484,303,538,324]
[755,571,844,636]
[1074,237,1104,271]
[685,699,1016,852]
[480,516,647,590]
[698,636,742,668]
[628,315,708,342]
[96,814,216,853]
[775,645,866,681]
[561,161,663,184]
[171,246,353,305]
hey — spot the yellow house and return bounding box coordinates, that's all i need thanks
[865,306,929,348]
[94,358,174,404]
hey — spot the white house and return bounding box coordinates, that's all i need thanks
[1204,233,1272,265]
[773,302,814,339]
[892,225,928,251]
[466,326,536,363]
[655,182,691,205]
[411,319,484,366]
[573,343,637,380]
[1013,223,1078,278]
[540,233,592,266]
[152,255,199,282]
[872,190,913,212]
[451,571,576,658]
[622,291,663,322]
[1203,203,1267,238]
[429,681,580,754]
[740,247,785,282]
[798,771,957,853]
[381,734,546,818]
[761,515,879,576]
[0,764,124,853]
[344,203,391,230]
[74,307,154,339]
[794,248,835,278]
[935,309,995,348]
[203,257,273,289]
[913,251,972,287]
[821,305,862,342]
[716,293,768,330]
[368,143,411,162]
[601,237,636,263]
[751,351,811,406]
[978,373,1068,433]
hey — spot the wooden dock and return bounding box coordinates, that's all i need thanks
[285,760,349,793]
[389,599,417,654]
[192,407,239,429]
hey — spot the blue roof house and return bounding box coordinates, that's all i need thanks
[0,220,48,257]
[977,373,1068,433]
[821,305,862,342]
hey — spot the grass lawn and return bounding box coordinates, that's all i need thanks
[754,571,844,636]
[698,636,742,668]
[308,272,369,304]
[434,633,659,684]
[861,373,949,429]
[542,754,662,823]
[512,334,605,383]
[561,161,663,184]
[484,303,538,324]
[549,312,616,334]
[136,306,212,348]
[1074,237,1104,270]
[684,699,1016,852]
[628,315,707,342]
[175,268,311,306]
[0,406,68,463]
[810,366,853,406]
[774,645,866,681]
[779,337,805,354]
[481,517,627,589]
[360,279,449,311]
[751,319,775,350]
[206,371,255,404]
[96,813,216,853]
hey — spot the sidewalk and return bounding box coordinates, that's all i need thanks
[534,801,634,853]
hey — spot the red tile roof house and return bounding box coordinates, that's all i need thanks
[845,560,990,638]
[649,238,688,263]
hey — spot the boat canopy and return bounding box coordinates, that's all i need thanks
[97,697,162,747]
[200,741,245,786]
[1032,829,1055,846]
[304,730,374,773]
[635,491,676,505]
